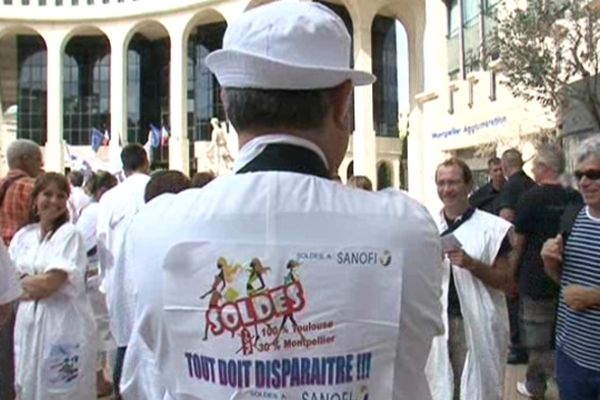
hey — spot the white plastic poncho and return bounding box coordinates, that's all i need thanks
[426,209,511,400]
[120,144,444,400]
[76,201,116,354]
[96,172,149,347]
[9,223,97,400]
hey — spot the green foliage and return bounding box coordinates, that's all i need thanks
[494,0,600,128]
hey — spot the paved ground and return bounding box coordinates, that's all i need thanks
[99,364,560,399]
[505,364,560,400]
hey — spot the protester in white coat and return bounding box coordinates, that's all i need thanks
[96,144,149,398]
[427,158,513,400]
[9,172,96,400]
[121,2,443,399]
[0,240,20,325]
[67,170,91,223]
[76,170,118,396]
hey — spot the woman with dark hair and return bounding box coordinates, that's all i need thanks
[9,172,96,399]
[76,170,118,396]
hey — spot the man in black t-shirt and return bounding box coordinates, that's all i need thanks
[470,156,505,214]
[499,148,535,365]
[499,148,535,222]
[512,145,582,399]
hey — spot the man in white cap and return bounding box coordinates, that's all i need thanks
[121,2,443,399]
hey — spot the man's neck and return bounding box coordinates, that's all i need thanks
[506,168,521,178]
[588,205,600,219]
[444,203,470,221]
[491,179,504,191]
[124,170,145,178]
[538,176,561,185]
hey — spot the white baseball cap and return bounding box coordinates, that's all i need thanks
[205,0,376,90]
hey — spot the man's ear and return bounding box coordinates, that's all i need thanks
[330,80,354,129]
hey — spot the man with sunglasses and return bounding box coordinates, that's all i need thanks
[542,136,600,400]
[511,144,581,399]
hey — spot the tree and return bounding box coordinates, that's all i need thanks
[494,0,600,131]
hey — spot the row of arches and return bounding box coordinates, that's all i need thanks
[0,0,410,173]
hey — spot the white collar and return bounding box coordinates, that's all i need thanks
[233,134,329,173]
[585,206,600,222]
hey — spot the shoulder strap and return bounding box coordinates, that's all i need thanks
[560,203,584,241]
[440,207,476,237]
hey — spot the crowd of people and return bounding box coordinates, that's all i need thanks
[0,1,599,400]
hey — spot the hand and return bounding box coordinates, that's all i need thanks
[564,285,595,311]
[541,234,563,263]
[446,249,477,272]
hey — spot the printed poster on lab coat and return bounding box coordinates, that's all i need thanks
[162,242,403,400]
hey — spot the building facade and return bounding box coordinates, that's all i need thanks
[415,0,600,210]
[2,0,595,207]
[0,0,418,190]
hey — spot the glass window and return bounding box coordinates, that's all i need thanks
[126,32,170,165]
[448,0,460,36]
[463,0,480,25]
[372,15,399,138]
[188,22,226,142]
[63,36,110,145]
[17,35,47,145]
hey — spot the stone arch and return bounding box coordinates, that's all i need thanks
[124,19,170,48]
[183,8,227,41]
[63,25,110,53]
[0,25,48,147]
[376,160,393,190]
[0,24,45,42]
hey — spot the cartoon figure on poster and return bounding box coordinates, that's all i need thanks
[46,344,81,389]
[245,258,271,344]
[273,260,306,343]
[200,257,243,340]
[200,256,307,353]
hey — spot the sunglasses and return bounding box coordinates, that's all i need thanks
[574,169,600,181]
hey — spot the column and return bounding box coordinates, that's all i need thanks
[44,31,65,172]
[110,30,127,148]
[168,25,189,175]
[352,22,377,184]
[408,103,425,202]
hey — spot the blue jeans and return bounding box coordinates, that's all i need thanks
[557,347,600,400]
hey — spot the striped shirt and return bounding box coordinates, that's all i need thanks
[556,207,600,371]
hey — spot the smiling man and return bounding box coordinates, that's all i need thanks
[427,157,513,400]
[541,136,600,400]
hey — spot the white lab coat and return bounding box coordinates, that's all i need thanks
[9,223,96,400]
[68,186,91,223]
[426,209,511,400]
[96,172,149,346]
[76,202,116,354]
[120,137,444,400]
[0,240,21,305]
